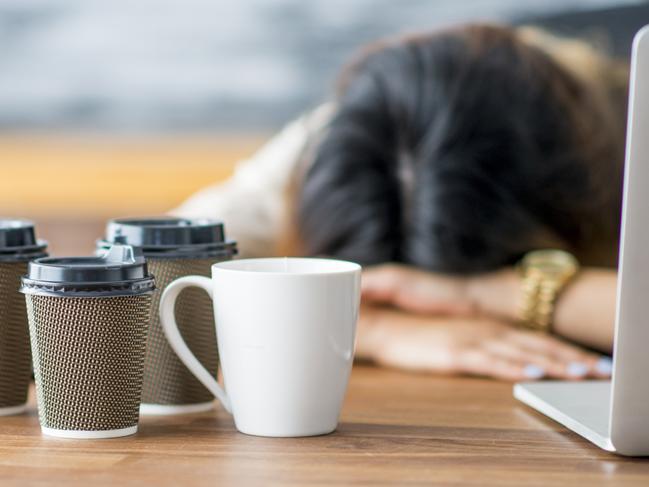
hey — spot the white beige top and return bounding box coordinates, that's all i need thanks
[171,104,334,257]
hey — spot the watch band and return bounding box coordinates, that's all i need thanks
[516,250,579,333]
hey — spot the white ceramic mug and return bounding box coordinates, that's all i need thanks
[159,257,361,437]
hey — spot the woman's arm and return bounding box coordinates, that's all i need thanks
[467,268,616,353]
[361,264,616,353]
[356,305,611,380]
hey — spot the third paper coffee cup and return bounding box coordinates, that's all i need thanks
[98,217,237,415]
[0,219,47,416]
[21,243,155,439]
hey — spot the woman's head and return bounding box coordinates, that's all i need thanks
[297,24,626,273]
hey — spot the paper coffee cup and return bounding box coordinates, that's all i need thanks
[21,243,155,438]
[98,217,236,415]
[0,219,47,416]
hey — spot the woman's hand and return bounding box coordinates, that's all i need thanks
[361,264,519,319]
[356,306,612,381]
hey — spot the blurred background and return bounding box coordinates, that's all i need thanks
[0,0,647,253]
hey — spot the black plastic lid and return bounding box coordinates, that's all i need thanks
[20,243,155,297]
[98,217,237,259]
[0,219,48,262]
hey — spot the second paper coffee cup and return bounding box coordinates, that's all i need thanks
[98,217,237,415]
[21,243,155,439]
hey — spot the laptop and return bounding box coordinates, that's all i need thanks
[514,25,649,457]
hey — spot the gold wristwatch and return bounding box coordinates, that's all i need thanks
[517,249,579,332]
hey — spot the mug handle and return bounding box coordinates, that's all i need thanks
[159,275,232,414]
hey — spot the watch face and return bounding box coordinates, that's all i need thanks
[523,249,578,277]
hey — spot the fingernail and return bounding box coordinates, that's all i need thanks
[523,364,545,379]
[566,362,589,377]
[595,357,613,376]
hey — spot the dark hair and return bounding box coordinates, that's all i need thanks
[297,24,624,273]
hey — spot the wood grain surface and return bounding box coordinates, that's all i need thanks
[1,366,649,486]
[2,222,649,486]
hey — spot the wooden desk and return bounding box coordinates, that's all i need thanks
[3,220,649,486]
[1,366,648,486]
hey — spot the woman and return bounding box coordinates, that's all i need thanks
[174,24,628,381]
